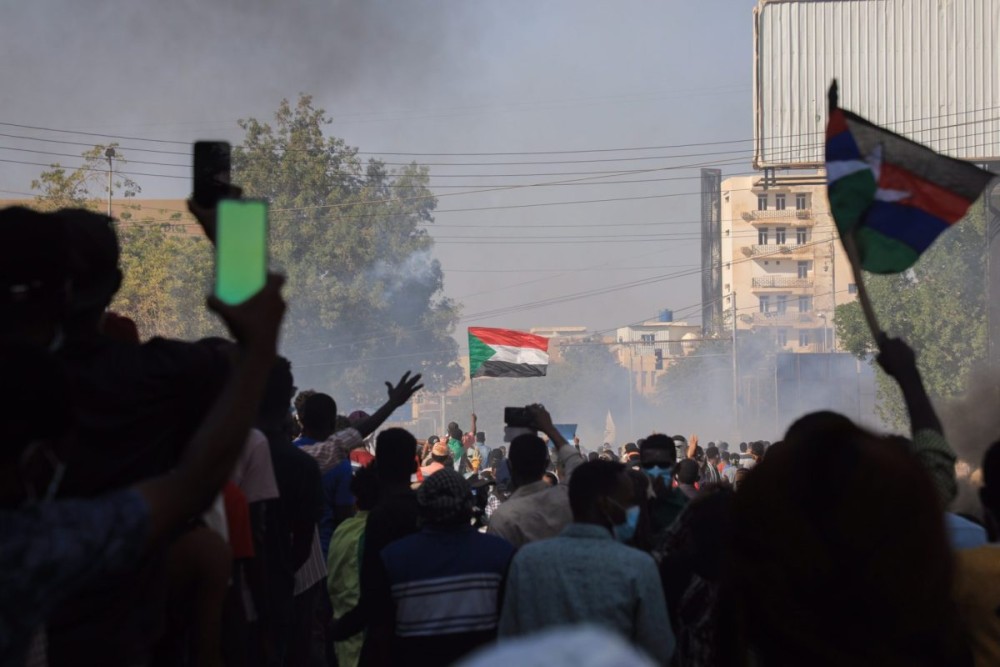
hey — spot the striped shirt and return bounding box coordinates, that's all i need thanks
[381,525,515,664]
[298,428,363,474]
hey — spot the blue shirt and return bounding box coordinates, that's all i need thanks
[946,512,988,551]
[1,490,149,666]
[294,435,353,557]
[499,523,675,665]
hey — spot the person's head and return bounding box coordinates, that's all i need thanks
[0,207,71,347]
[55,208,121,331]
[431,442,450,464]
[427,435,440,447]
[706,446,720,464]
[447,421,463,441]
[739,442,748,453]
[508,433,548,488]
[298,393,337,440]
[542,471,559,486]
[588,451,599,462]
[351,464,379,512]
[693,445,705,463]
[475,432,486,444]
[375,428,417,486]
[750,441,766,461]
[676,458,700,485]
[639,434,676,487]
[0,341,74,506]
[727,413,962,664]
[568,460,634,539]
[721,452,731,465]
[417,468,474,527]
[719,441,730,453]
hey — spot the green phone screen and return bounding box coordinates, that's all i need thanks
[215,199,268,305]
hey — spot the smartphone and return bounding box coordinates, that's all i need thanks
[193,141,231,208]
[215,199,268,305]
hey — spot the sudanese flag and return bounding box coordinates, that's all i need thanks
[468,327,549,378]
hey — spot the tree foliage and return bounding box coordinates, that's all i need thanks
[835,206,987,428]
[233,95,462,406]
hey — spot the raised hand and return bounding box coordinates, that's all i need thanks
[385,371,424,407]
[207,273,285,353]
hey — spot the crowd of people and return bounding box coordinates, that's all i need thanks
[3,197,1000,667]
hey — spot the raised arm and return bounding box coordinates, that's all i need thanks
[353,372,424,438]
[135,275,285,546]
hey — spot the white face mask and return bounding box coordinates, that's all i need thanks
[19,440,67,506]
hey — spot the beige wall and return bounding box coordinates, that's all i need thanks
[720,171,855,353]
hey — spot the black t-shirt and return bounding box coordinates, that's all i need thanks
[46,335,230,667]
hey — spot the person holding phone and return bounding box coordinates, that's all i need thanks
[0,274,286,667]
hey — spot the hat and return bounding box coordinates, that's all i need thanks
[432,442,450,458]
[348,410,370,426]
[417,468,473,524]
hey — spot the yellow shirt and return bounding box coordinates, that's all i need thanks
[955,545,1000,667]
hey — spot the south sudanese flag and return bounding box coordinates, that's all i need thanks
[826,81,995,274]
[468,327,549,378]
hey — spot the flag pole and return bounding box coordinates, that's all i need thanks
[470,374,477,416]
[842,232,885,351]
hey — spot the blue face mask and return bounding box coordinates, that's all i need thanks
[644,465,672,482]
[613,505,641,543]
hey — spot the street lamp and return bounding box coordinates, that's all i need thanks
[104,147,116,218]
[817,313,828,353]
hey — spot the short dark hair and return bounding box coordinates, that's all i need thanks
[739,442,748,453]
[509,433,549,483]
[569,460,626,518]
[706,446,720,461]
[640,434,677,459]
[299,393,337,434]
[750,441,766,457]
[375,428,417,484]
[351,464,379,511]
[588,451,599,462]
[476,432,486,443]
[259,357,294,423]
[677,459,700,485]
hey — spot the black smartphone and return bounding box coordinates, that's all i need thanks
[193,141,231,208]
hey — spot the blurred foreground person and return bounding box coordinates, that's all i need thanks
[0,275,285,667]
[725,418,967,666]
[499,460,674,665]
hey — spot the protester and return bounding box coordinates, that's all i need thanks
[328,465,379,667]
[379,469,515,665]
[498,460,675,664]
[420,441,452,478]
[475,432,491,465]
[332,428,423,666]
[675,459,701,500]
[486,405,584,547]
[702,445,723,486]
[639,434,688,542]
[0,272,285,667]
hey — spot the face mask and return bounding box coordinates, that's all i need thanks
[613,505,641,543]
[644,465,672,482]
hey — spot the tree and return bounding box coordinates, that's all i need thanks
[835,206,987,428]
[233,95,462,406]
[30,145,222,341]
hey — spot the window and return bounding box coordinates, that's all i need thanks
[797,261,809,279]
[777,329,788,347]
[848,283,858,294]
[758,228,769,245]
[776,294,787,314]
[775,227,786,245]
[796,227,807,244]
[759,296,771,313]
[798,330,810,347]
[796,193,808,210]
[775,194,786,211]
[640,334,655,343]
[799,295,812,313]
[757,194,768,211]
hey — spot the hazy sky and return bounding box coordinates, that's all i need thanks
[1,0,757,336]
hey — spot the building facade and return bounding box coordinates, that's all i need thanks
[614,319,701,396]
[719,172,856,353]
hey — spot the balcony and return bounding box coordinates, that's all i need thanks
[741,208,814,224]
[751,276,812,289]
[741,311,818,326]
[743,243,813,258]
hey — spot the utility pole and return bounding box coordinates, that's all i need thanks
[627,347,634,438]
[731,292,739,435]
[104,147,116,218]
[829,233,837,351]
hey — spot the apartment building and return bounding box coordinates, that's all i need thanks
[719,173,855,352]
